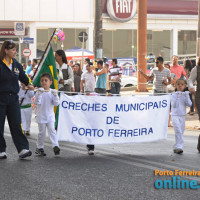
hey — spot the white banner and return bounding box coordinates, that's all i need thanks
[57,93,170,144]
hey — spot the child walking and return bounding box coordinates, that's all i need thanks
[171,79,192,154]
[18,82,34,136]
[34,73,60,156]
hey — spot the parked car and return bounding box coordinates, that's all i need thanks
[120,75,137,87]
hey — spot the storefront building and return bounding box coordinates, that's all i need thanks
[0,0,198,63]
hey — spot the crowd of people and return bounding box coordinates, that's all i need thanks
[0,39,200,159]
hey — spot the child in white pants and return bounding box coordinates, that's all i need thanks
[34,73,60,156]
[18,82,34,136]
[171,79,192,154]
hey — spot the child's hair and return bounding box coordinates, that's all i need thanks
[176,78,187,85]
[40,73,52,81]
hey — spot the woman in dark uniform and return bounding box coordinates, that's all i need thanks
[0,40,33,159]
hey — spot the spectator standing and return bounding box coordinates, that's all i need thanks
[109,58,122,95]
[104,63,111,93]
[80,62,96,155]
[94,60,107,94]
[188,58,200,152]
[72,63,82,92]
[26,60,32,75]
[184,60,194,115]
[29,59,38,79]
[170,55,186,79]
[82,58,90,73]
[55,50,74,92]
[80,62,95,93]
[139,57,171,94]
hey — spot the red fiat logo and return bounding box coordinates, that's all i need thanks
[107,0,137,22]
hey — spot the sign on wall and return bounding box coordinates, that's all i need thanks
[14,22,25,36]
[22,48,31,57]
[107,0,137,22]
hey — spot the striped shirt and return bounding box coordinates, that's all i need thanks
[108,65,122,82]
[150,67,171,92]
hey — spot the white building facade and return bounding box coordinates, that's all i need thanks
[0,0,198,63]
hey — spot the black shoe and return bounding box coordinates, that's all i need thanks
[53,146,60,155]
[197,135,200,152]
[35,148,46,156]
[174,149,183,154]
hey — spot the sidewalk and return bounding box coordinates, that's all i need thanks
[185,112,200,130]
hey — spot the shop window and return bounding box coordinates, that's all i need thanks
[178,30,197,56]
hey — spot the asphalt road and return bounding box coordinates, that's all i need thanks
[1,122,200,200]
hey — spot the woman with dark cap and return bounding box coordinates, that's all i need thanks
[0,40,33,159]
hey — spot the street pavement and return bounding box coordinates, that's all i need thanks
[1,115,200,200]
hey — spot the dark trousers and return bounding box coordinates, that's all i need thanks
[95,88,107,95]
[0,93,29,153]
[189,93,194,112]
[111,82,121,94]
[87,144,94,151]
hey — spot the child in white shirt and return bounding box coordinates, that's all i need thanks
[18,82,34,136]
[34,73,60,156]
[171,79,192,154]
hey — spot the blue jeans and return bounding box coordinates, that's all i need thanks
[111,82,121,95]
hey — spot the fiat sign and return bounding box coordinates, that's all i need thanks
[107,0,137,22]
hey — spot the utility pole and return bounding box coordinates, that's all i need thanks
[137,0,148,92]
[197,0,200,58]
[94,0,103,60]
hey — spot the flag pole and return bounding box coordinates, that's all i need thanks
[32,28,56,81]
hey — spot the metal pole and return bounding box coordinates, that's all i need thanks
[82,33,85,69]
[137,0,148,92]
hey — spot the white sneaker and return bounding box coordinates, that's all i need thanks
[0,152,7,159]
[19,149,32,159]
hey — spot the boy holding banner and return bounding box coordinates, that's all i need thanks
[171,79,192,154]
[34,73,60,156]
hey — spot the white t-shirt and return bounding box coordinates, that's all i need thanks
[81,71,95,92]
[150,67,171,92]
[34,89,59,123]
[82,64,87,73]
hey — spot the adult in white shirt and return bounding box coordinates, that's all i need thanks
[188,58,200,152]
[82,58,90,73]
[55,50,74,92]
[80,62,96,93]
[80,62,96,155]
